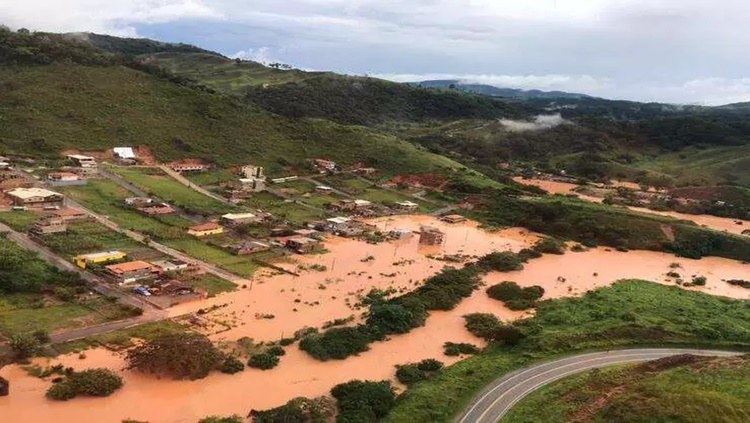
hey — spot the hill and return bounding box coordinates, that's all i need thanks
[411,79,591,99]
[504,354,750,423]
[0,27,463,176]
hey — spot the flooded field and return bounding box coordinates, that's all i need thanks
[513,177,750,235]
[3,215,750,422]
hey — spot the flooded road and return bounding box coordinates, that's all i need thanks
[2,215,750,422]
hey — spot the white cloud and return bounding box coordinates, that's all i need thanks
[0,0,221,36]
[231,47,278,64]
[500,114,568,132]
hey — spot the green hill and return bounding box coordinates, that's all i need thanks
[0,28,463,176]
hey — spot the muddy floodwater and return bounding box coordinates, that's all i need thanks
[3,215,750,422]
[513,177,750,235]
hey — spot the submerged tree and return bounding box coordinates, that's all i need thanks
[126,334,223,380]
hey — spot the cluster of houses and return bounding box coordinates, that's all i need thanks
[124,197,176,216]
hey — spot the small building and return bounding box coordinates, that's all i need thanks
[294,228,319,237]
[113,147,136,160]
[48,172,87,187]
[332,199,373,212]
[75,250,127,269]
[139,204,176,216]
[337,225,365,238]
[29,217,67,235]
[220,213,260,226]
[312,159,337,174]
[51,208,89,222]
[154,280,195,296]
[388,228,413,240]
[286,237,323,254]
[187,222,224,237]
[315,185,333,194]
[395,201,419,212]
[170,161,209,173]
[441,214,467,224]
[353,167,377,176]
[106,261,156,284]
[325,216,351,231]
[125,197,153,207]
[226,241,270,256]
[419,225,445,246]
[241,165,265,180]
[67,155,97,168]
[270,176,299,184]
[6,188,64,209]
[239,178,266,192]
[151,259,191,274]
[0,161,10,170]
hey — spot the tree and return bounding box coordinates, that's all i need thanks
[463,313,502,340]
[46,368,123,400]
[366,303,419,334]
[219,355,244,374]
[9,333,41,359]
[331,380,396,420]
[395,364,427,386]
[126,334,223,380]
[248,353,280,370]
[476,252,524,272]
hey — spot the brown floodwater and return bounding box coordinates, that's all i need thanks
[2,216,750,422]
[513,177,750,235]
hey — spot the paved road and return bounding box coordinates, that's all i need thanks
[457,348,744,423]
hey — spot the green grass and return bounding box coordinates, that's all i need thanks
[385,280,750,422]
[54,319,189,354]
[162,238,259,277]
[111,167,234,215]
[40,221,147,257]
[242,191,328,224]
[637,144,750,187]
[317,174,437,211]
[0,211,41,231]
[504,356,750,423]
[187,274,238,297]
[184,169,238,186]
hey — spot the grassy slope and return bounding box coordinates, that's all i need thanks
[637,144,750,187]
[385,280,750,422]
[0,62,462,176]
[504,356,750,423]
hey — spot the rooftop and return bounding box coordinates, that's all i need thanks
[67,154,95,160]
[53,208,86,217]
[354,199,372,206]
[77,250,125,260]
[221,213,257,220]
[327,216,351,224]
[106,261,153,273]
[113,147,136,159]
[189,222,223,232]
[287,237,319,244]
[397,200,419,207]
[7,187,62,200]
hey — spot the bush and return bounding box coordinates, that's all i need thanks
[486,281,545,310]
[32,329,51,344]
[517,248,543,262]
[250,397,336,423]
[9,333,41,359]
[476,252,523,272]
[691,276,707,286]
[492,325,526,346]
[367,303,421,334]
[46,368,123,400]
[532,238,566,255]
[197,416,243,423]
[395,364,427,386]
[126,334,224,380]
[299,325,375,361]
[267,346,286,357]
[417,358,444,372]
[443,342,480,356]
[464,313,502,340]
[331,380,396,421]
[219,355,244,374]
[248,353,280,370]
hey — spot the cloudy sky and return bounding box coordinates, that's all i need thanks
[3,0,750,104]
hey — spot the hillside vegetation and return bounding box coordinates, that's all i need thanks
[504,355,750,423]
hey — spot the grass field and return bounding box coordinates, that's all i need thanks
[384,280,750,422]
[54,319,189,354]
[111,167,235,215]
[504,356,750,423]
[243,191,328,224]
[187,274,238,297]
[184,169,238,187]
[40,221,148,258]
[316,174,437,212]
[0,211,41,231]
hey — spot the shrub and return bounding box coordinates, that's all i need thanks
[197,416,243,423]
[691,276,707,286]
[46,368,123,400]
[417,358,444,372]
[299,325,375,361]
[9,333,41,359]
[248,353,280,370]
[219,355,244,374]
[486,281,545,310]
[464,313,502,340]
[267,346,286,357]
[395,364,427,386]
[126,334,224,380]
[492,325,526,346]
[517,248,543,262]
[443,342,480,356]
[476,252,523,272]
[250,397,336,423]
[532,238,566,255]
[366,303,421,334]
[331,380,396,421]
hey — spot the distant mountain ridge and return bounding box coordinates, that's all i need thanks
[410,79,593,99]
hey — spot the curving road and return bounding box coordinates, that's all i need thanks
[457,348,744,423]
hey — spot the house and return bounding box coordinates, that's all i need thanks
[153,280,194,296]
[325,216,351,231]
[75,250,127,269]
[353,167,377,176]
[0,161,11,170]
[125,197,153,207]
[51,208,89,222]
[6,188,64,209]
[395,201,419,212]
[419,225,445,246]
[106,261,157,284]
[151,259,191,273]
[294,228,319,237]
[286,237,323,254]
[29,217,67,235]
[441,214,467,224]
[312,158,337,174]
[241,165,265,180]
[139,204,176,216]
[337,225,365,238]
[270,176,299,184]
[315,185,333,194]
[220,213,260,226]
[388,228,413,240]
[239,178,266,192]
[67,154,97,168]
[226,241,270,256]
[170,161,209,173]
[331,199,373,212]
[113,147,136,160]
[47,172,87,187]
[188,222,224,237]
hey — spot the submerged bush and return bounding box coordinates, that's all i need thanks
[476,252,523,272]
[443,342,480,356]
[46,368,123,401]
[331,380,396,421]
[532,238,566,255]
[219,355,244,374]
[486,281,545,310]
[126,334,224,380]
[248,353,280,370]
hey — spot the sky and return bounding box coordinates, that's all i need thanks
[2,0,750,105]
